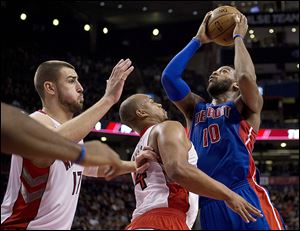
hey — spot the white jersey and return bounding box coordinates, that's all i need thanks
[130,125,199,229]
[1,111,87,230]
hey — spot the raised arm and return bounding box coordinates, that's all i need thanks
[161,12,212,121]
[155,120,262,223]
[233,15,263,114]
[56,59,134,142]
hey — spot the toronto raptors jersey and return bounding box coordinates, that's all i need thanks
[130,125,199,229]
[1,111,85,230]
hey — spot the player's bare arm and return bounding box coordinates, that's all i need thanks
[1,103,79,163]
[96,160,136,180]
[57,59,134,143]
[153,120,262,223]
[233,14,263,131]
[98,147,157,180]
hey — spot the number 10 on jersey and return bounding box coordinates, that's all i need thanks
[203,124,221,147]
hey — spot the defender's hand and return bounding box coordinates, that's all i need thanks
[136,146,160,174]
[104,58,134,104]
[225,192,263,223]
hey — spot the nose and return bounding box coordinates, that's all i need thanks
[212,70,218,76]
[209,70,219,79]
[77,81,84,93]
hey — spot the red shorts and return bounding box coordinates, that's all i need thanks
[125,207,190,230]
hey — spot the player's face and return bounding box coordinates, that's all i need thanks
[207,66,236,97]
[56,67,84,114]
[140,96,168,121]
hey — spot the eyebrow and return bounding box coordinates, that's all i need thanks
[221,67,231,71]
[66,75,79,79]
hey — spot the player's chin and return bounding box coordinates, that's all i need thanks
[163,112,168,120]
[77,102,84,111]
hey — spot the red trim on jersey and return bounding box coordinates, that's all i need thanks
[247,179,285,230]
[239,119,257,179]
[125,207,189,230]
[167,183,189,213]
[1,159,50,230]
[239,119,257,154]
[247,153,285,229]
[139,125,153,137]
[38,109,47,114]
[240,121,285,230]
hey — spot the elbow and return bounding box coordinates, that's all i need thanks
[236,72,256,81]
[161,70,172,86]
[237,73,257,85]
[165,161,186,182]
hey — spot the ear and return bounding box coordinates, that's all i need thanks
[232,82,239,92]
[44,81,56,96]
[136,109,148,119]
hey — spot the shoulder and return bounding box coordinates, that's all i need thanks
[154,120,185,135]
[152,121,191,149]
[30,111,56,129]
[159,120,183,129]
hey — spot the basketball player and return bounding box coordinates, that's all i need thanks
[161,12,285,230]
[1,59,138,229]
[1,102,120,167]
[118,94,263,230]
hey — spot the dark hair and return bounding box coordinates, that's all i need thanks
[34,60,74,99]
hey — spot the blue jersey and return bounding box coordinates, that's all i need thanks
[189,101,285,230]
[190,101,257,190]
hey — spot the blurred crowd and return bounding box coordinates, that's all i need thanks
[70,175,299,230]
[72,176,134,230]
[267,185,299,230]
[1,46,203,126]
[1,46,297,128]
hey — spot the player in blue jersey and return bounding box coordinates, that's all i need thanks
[161,12,286,230]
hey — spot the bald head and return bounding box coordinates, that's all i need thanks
[119,94,148,127]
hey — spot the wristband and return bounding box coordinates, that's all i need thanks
[192,37,202,47]
[233,34,243,40]
[75,144,86,164]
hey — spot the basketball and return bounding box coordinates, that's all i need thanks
[206,5,241,46]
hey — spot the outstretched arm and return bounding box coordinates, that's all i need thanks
[156,121,263,223]
[233,15,263,114]
[161,12,213,121]
[97,147,158,180]
[1,102,80,160]
[1,103,122,170]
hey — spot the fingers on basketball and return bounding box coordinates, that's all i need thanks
[204,11,213,23]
